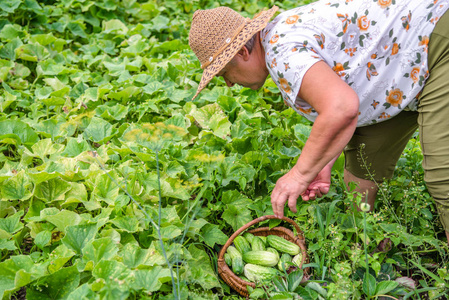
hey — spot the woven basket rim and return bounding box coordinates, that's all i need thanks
[217,215,308,297]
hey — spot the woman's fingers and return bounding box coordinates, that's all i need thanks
[271,191,287,218]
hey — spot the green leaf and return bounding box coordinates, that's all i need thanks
[166,87,191,103]
[132,267,164,292]
[0,210,24,236]
[27,266,80,300]
[47,245,76,273]
[92,260,131,281]
[66,283,96,300]
[293,123,311,144]
[0,0,21,14]
[121,243,164,268]
[43,210,82,233]
[34,178,72,202]
[278,145,301,158]
[34,230,52,249]
[91,173,120,204]
[28,138,64,159]
[32,120,65,141]
[222,204,252,231]
[111,215,140,233]
[107,85,139,101]
[15,43,50,62]
[0,238,17,251]
[43,77,70,95]
[82,237,119,265]
[152,225,182,241]
[150,15,170,31]
[0,171,33,201]
[84,117,116,143]
[37,59,66,76]
[363,272,377,297]
[0,119,39,147]
[62,138,90,157]
[30,33,57,46]
[188,103,231,139]
[64,182,88,205]
[103,19,128,34]
[375,280,399,296]
[305,282,327,297]
[0,255,38,298]
[67,21,87,38]
[186,218,208,239]
[62,223,98,254]
[142,81,164,95]
[200,224,228,248]
[0,38,23,60]
[187,245,221,290]
[95,104,128,121]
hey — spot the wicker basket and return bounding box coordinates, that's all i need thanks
[217,215,308,297]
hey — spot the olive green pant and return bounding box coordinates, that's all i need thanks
[345,10,449,231]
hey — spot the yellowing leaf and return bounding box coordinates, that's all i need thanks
[102,19,128,35]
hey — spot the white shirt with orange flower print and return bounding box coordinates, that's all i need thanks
[261,0,449,126]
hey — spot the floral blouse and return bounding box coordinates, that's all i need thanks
[261,0,449,126]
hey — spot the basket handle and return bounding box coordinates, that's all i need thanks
[218,215,304,259]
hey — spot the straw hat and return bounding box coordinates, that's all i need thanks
[189,6,278,100]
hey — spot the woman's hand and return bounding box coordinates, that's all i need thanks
[301,165,332,201]
[271,162,333,218]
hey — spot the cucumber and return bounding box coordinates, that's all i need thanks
[258,235,267,245]
[224,253,232,267]
[277,253,292,271]
[266,235,300,256]
[242,250,279,267]
[251,236,266,251]
[266,247,280,262]
[227,245,244,275]
[243,232,255,244]
[234,235,251,254]
[243,263,278,282]
[292,252,303,268]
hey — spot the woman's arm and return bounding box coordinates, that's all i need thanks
[271,61,359,217]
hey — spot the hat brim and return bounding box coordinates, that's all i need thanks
[192,6,278,100]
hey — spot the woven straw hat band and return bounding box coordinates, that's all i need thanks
[190,7,248,69]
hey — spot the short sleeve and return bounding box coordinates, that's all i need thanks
[262,27,323,120]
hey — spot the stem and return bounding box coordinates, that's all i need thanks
[156,151,178,300]
[363,194,369,280]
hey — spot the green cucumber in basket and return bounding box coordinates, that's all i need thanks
[243,263,278,282]
[243,232,255,244]
[266,247,280,261]
[234,235,251,254]
[227,246,243,275]
[292,252,303,267]
[251,236,266,251]
[278,253,292,271]
[224,253,232,267]
[242,250,279,267]
[266,235,300,256]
